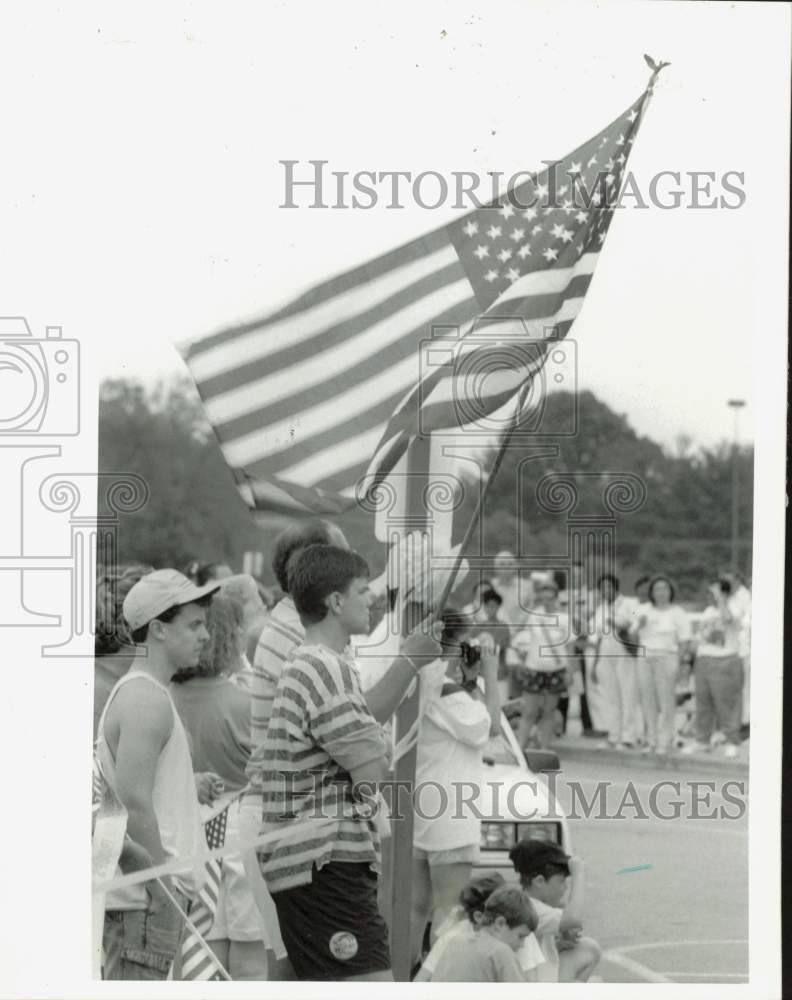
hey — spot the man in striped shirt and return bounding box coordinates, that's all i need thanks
[249,544,440,981]
[250,520,348,748]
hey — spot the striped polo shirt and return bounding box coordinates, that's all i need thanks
[250,596,304,752]
[251,643,388,894]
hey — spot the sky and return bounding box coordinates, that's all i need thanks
[0,6,788,996]
[1,1,788,459]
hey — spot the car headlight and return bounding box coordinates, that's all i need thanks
[517,822,560,844]
[480,822,516,850]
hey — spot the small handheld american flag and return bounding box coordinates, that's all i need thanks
[178,803,230,980]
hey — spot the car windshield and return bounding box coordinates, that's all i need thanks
[483,727,523,768]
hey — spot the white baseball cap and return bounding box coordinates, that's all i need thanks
[123,569,220,631]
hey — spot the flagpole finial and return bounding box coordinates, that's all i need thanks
[643,53,671,84]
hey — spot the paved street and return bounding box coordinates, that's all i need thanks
[554,754,749,984]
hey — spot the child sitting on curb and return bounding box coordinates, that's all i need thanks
[508,840,601,982]
[414,873,544,982]
[430,885,539,982]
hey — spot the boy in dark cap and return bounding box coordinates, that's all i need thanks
[508,840,600,982]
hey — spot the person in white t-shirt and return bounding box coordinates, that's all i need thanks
[681,579,746,758]
[492,550,533,630]
[508,840,601,983]
[409,613,501,968]
[629,575,692,754]
[585,574,641,748]
[726,573,752,726]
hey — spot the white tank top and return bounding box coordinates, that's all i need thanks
[96,671,206,910]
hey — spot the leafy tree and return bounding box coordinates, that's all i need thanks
[98,379,753,603]
[98,377,262,570]
[470,390,753,601]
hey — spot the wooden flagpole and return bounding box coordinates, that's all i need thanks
[388,432,432,981]
[388,389,532,980]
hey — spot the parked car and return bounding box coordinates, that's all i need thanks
[474,710,572,882]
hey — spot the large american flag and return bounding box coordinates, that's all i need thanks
[178,803,229,981]
[182,79,656,515]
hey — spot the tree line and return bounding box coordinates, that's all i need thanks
[98,378,753,602]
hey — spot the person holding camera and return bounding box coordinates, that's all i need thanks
[681,577,746,758]
[409,612,501,969]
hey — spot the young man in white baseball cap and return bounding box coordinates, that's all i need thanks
[97,569,220,980]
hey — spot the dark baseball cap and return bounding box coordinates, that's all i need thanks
[509,839,571,877]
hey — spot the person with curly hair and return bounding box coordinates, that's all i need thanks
[93,564,153,738]
[171,590,275,980]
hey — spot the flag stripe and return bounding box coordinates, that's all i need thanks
[184,228,454,362]
[198,259,465,401]
[187,240,458,384]
[273,425,385,489]
[241,476,350,514]
[221,269,592,464]
[214,293,478,456]
[240,384,410,477]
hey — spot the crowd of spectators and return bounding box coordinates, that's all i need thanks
[93,531,749,983]
[456,553,751,760]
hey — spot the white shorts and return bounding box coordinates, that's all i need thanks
[413,844,480,866]
[202,798,267,943]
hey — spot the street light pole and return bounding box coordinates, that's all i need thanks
[727,399,746,576]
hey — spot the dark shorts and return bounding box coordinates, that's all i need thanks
[515,667,568,695]
[272,862,391,980]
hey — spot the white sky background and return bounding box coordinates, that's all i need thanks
[2,1,785,450]
[0,6,788,999]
